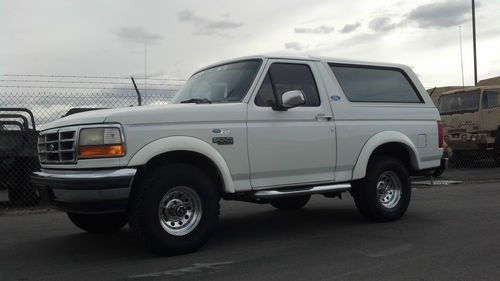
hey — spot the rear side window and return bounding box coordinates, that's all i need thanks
[255,63,320,107]
[330,64,422,103]
[483,90,500,108]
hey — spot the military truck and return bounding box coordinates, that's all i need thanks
[435,86,500,166]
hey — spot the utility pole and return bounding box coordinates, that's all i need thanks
[459,25,465,89]
[472,0,478,85]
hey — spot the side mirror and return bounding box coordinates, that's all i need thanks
[279,90,306,110]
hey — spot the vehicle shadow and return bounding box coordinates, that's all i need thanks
[5,203,432,265]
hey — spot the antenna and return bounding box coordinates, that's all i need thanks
[459,25,465,89]
[144,41,147,96]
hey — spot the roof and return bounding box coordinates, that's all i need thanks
[198,54,409,73]
[477,76,500,86]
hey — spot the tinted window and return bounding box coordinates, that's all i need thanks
[171,60,261,103]
[255,63,320,107]
[438,90,480,115]
[484,90,500,108]
[330,64,422,103]
[255,74,276,107]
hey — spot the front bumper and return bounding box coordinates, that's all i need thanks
[31,168,136,214]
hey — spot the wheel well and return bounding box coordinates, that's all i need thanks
[134,150,224,194]
[368,142,415,172]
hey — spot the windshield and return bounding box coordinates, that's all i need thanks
[438,90,480,115]
[171,60,262,104]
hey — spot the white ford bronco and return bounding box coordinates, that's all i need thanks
[32,55,446,255]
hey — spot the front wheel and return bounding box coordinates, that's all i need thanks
[129,163,220,256]
[67,212,128,233]
[351,156,411,222]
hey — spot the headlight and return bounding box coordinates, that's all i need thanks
[78,127,125,158]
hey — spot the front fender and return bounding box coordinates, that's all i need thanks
[127,136,235,193]
[352,131,420,180]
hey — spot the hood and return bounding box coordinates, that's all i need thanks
[41,103,246,130]
[42,108,117,129]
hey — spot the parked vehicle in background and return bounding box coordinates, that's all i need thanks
[0,108,39,205]
[436,86,500,166]
[32,55,445,255]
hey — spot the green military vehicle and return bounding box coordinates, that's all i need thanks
[435,86,500,166]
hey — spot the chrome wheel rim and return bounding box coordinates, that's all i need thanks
[376,171,402,208]
[158,186,202,236]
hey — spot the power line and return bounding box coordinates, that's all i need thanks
[0,74,186,82]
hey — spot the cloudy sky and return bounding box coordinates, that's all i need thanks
[1,0,499,88]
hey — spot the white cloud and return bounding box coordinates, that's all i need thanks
[284,42,308,51]
[339,22,361,34]
[294,25,335,34]
[177,9,243,36]
[114,26,163,44]
[0,0,498,88]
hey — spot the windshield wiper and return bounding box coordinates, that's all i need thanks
[180,98,212,104]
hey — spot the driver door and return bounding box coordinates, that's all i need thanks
[247,59,336,189]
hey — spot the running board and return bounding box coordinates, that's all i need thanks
[252,183,351,199]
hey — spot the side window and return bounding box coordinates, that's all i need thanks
[255,63,320,107]
[484,90,500,108]
[255,74,276,107]
[330,64,423,103]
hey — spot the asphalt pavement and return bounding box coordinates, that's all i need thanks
[0,182,499,281]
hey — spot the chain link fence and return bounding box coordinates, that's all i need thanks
[1,79,500,213]
[1,77,182,212]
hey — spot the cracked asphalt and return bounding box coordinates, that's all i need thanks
[1,182,499,281]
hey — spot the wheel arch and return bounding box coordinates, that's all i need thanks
[352,131,420,180]
[127,136,235,193]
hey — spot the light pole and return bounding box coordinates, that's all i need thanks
[472,0,478,85]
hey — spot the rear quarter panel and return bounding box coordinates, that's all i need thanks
[318,61,442,181]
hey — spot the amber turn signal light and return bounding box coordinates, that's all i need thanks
[78,144,124,157]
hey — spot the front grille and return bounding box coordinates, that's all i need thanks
[38,129,77,164]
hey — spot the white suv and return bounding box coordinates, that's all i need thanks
[32,55,446,255]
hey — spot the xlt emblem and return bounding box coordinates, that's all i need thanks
[212,137,234,145]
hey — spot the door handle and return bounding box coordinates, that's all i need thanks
[315,114,333,121]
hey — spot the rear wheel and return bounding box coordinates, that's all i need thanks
[351,156,411,222]
[129,163,220,256]
[494,134,500,166]
[270,195,310,210]
[67,212,127,233]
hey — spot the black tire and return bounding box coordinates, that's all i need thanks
[67,212,128,233]
[350,156,411,222]
[129,163,220,256]
[270,195,310,210]
[494,134,500,167]
[432,167,445,177]
[493,150,500,167]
